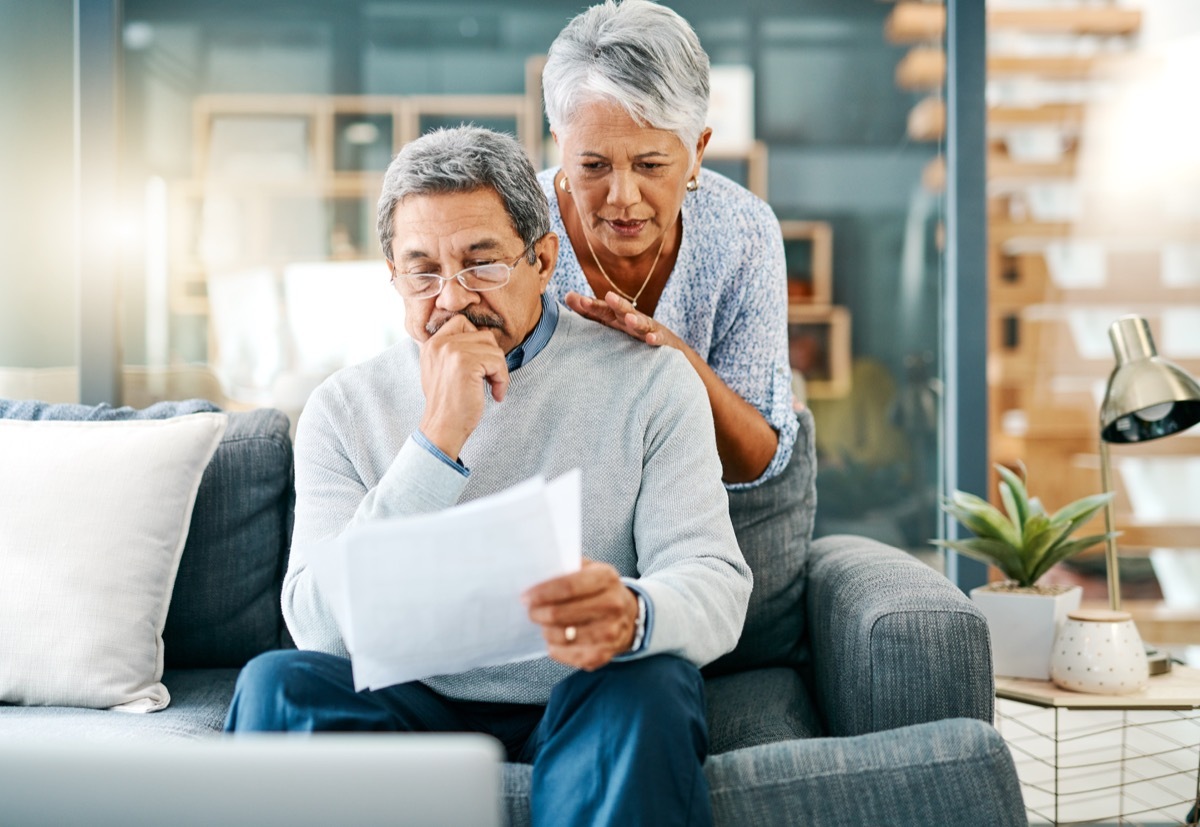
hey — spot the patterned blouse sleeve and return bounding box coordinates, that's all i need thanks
[707,197,799,489]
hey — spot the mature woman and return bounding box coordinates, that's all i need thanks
[540,0,798,486]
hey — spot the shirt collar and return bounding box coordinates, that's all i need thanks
[505,293,558,372]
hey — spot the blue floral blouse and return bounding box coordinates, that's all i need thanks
[539,167,798,487]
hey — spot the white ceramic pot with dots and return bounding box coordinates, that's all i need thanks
[1049,609,1150,695]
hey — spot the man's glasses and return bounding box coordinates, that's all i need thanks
[390,241,537,300]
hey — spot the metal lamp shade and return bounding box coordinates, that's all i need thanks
[1100,316,1200,443]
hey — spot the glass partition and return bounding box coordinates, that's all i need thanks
[985,2,1200,647]
[0,1,77,401]
[109,0,945,551]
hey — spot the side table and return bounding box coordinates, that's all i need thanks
[996,665,1200,826]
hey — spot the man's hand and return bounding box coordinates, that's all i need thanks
[523,559,640,671]
[417,314,509,460]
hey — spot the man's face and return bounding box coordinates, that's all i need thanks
[389,188,554,354]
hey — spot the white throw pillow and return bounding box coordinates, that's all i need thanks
[0,414,227,712]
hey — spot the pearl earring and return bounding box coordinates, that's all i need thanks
[559,176,572,193]
[686,178,699,192]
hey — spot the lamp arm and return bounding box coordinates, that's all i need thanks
[1099,438,1121,611]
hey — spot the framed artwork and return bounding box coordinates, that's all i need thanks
[707,64,755,154]
[779,220,833,306]
[788,305,851,400]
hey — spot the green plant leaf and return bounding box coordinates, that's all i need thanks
[932,538,1028,585]
[1018,512,1057,582]
[1028,496,1046,518]
[945,491,1022,547]
[998,479,1024,538]
[1027,531,1118,584]
[995,464,1031,530]
[1050,492,1115,531]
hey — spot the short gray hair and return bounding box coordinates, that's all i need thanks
[542,0,710,156]
[377,126,550,262]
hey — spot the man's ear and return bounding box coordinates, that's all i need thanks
[535,232,560,292]
[691,127,713,181]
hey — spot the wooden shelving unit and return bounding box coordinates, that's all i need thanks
[982,3,1200,634]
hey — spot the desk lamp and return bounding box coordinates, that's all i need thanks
[1099,315,1200,671]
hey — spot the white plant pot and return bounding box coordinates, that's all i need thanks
[970,584,1082,680]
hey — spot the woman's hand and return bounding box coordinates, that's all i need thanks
[565,289,778,483]
[563,290,682,350]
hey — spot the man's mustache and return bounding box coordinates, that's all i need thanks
[426,309,507,337]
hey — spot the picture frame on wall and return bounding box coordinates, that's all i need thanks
[788,305,851,402]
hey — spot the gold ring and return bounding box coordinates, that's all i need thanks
[564,625,577,643]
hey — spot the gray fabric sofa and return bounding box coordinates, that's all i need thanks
[0,400,1025,826]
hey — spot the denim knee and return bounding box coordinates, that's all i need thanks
[226,650,350,732]
[555,654,706,723]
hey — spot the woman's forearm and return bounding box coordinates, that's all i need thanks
[677,344,778,484]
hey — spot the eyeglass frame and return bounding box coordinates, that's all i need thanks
[388,238,541,300]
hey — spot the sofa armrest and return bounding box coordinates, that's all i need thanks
[806,535,993,736]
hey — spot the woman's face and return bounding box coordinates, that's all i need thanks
[555,100,708,260]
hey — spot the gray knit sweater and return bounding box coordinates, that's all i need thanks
[284,305,752,704]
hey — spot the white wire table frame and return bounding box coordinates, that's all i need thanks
[996,667,1200,826]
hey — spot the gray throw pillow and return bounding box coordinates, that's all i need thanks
[703,409,816,675]
[0,399,292,668]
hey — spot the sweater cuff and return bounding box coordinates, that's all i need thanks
[375,435,470,515]
[612,579,654,662]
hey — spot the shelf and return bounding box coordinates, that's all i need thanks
[987,152,1078,181]
[992,220,1200,245]
[886,6,1142,45]
[988,55,1120,79]
[897,51,1129,89]
[787,305,851,400]
[706,141,769,200]
[1117,602,1200,646]
[778,220,833,306]
[988,8,1142,36]
[988,103,1087,130]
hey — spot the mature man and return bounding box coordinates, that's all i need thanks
[225,127,751,826]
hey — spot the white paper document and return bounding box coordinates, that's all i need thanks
[307,470,582,691]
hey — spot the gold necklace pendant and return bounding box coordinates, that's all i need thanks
[581,227,668,310]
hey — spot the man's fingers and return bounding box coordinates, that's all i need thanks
[523,560,616,607]
[527,589,618,627]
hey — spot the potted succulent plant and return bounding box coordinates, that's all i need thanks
[935,463,1116,680]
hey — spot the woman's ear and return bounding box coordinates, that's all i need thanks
[692,127,713,179]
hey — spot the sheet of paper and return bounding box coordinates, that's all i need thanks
[308,470,582,691]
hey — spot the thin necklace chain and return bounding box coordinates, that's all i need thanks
[581,224,668,309]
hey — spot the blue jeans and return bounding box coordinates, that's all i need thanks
[225,652,712,827]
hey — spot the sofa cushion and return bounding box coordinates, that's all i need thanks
[705,409,816,675]
[704,667,822,754]
[0,399,293,668]
[0,669,240,739]
[163,407,294,667]
[0,414,227,711]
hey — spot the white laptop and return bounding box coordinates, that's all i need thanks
[0,733,503,827]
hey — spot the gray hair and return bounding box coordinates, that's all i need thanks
[377,126,550,262]
[542,0,710,157]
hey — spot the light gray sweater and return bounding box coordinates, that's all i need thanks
[284,305,751,704]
